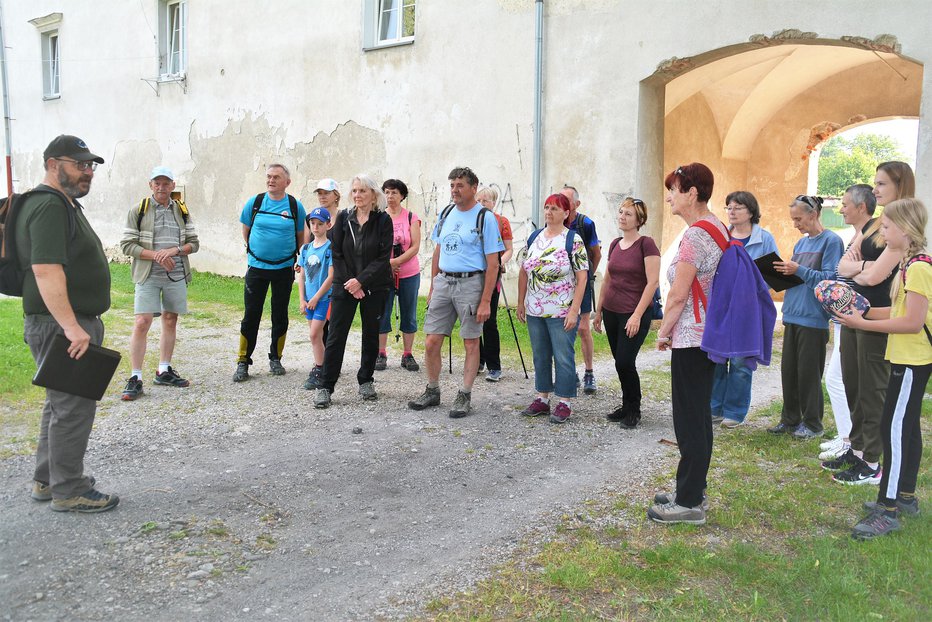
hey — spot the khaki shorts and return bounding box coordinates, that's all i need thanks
[134,276,188,315]
[424,273,484,339]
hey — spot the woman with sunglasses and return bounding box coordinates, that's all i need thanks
[767,195,843,440]
[593,197,660,429]
[648,163,727,525]
[710,191,777,429]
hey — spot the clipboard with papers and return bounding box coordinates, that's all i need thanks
[754,252,806,292]
[32,333,122,401]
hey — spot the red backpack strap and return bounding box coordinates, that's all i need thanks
[903,254,932,282]
[687,219,728,321]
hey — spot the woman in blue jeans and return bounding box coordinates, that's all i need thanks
[710,191,777,428]
[516,193,589,423]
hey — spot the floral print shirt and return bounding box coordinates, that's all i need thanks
[522,229,589,318]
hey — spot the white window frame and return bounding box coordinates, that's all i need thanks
[363,0,415,51]
[158,0,187,80]
[41,30,60,99]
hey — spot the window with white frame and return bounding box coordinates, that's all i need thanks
[364,0,415,49]
[158,0,187,78]
[41,30,60,98]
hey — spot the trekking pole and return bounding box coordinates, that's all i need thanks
[393,272,401,343]
[448,333,453,374]
[497,280,529,379]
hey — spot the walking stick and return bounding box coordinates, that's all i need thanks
[448,331,453,374]
[498,280,529,379]
[393,271,401,343]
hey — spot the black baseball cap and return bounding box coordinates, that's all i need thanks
[43,135,104,164]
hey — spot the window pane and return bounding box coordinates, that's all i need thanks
[169,4,181,73]
[402,1,415,38]
[50,35,59,94]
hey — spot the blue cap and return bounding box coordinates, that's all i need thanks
[308,207,331,223]
[149,166,175,181]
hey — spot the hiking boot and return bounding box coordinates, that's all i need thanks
[449,390,471,418]
[50,488,119,513]
[864,497,920,516]
[358,381,378,401]
[32,476,95,502]
[232,362,250,382]
[401,354,419,372]
[486,369,502,382]
[647,500,706,525]
[819,440,851,461]
[314,388,331,409]
[851,511,901,540]
[792,424,823,440]
[304,365,323,390]
[767,422,793,434]
[408,385,441,411]
[121,376,143,401]
[583,372,596,394]
[652,491,710,512]
[375,353,387,371]
[620,412,640,429]
[549,401,571,424]
[833,459,882,485]
[521,397,550,417]
[153,366,190,387]
[269,359,286,376]
[821,448,859,471]
[721,418,744,429]
[607,406,626,422]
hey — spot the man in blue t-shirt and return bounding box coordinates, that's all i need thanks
[561,185,602,394]
[409,167,505,418]
[233,164,306,382]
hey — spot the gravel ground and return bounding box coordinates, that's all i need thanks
[0,318,784,621]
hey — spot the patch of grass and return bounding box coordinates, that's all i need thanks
[427,398,932,621]
[139,521,159,534]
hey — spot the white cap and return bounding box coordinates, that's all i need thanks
[149,166,175,181]
[316,178,339,192]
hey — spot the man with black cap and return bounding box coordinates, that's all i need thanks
[15,134,119,512]
[119,165,200,400]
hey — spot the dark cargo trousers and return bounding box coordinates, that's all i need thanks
[24,313,103,499]
[840,326,890,463]
[779,323,828,434]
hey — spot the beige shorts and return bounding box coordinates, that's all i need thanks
[424,273,484,339]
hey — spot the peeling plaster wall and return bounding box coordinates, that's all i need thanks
[0,1,930,286]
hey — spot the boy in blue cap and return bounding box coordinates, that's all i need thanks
[297,207,334,389]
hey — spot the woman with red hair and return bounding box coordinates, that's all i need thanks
[517,193,589,424]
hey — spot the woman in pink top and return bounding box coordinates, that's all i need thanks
[593,197,660,429]
[376,179,422,371]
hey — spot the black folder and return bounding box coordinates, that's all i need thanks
[32,333,122,401]
[754,252,806,292]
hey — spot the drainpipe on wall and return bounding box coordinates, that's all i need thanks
[0,0,13,195]
[531,0,544,228]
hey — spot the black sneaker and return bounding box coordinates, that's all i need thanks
[269,359,286,376]
[304,365,323,390]
[50,488,119,513]
[767,422,793,434]
[851,511,901,540]
[620,412,640,429]
[121,376,143,401]
[232,362,249,382]
[400,354,419,372]
[153,366,191,387]
[583,372,597,394]
[833,459,882,485]
[375,354,387,371]
[864,497,920,516]
[821,448,859,471]
[607,407,626,422]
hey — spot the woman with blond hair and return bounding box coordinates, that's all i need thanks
[593,197,660,429]
[476,185,514,382]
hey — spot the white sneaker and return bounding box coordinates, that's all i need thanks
[819,436,842,452]
[819,441,851,461]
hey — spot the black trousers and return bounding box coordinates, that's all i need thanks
[671,347,716,509]
[238,266,294,365]
[779,323,828,433]
[877,363,930,505]
[321,289,388,392]
[602,309,652,415]
[479,287,502,371]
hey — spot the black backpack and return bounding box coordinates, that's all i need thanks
[0,188,76,296]
[246,192,300,266]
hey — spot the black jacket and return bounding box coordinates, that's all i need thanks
[331,207,393,295]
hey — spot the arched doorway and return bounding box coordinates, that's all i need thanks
[637,34,923,253]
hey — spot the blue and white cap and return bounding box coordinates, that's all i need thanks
[308,207,331,223]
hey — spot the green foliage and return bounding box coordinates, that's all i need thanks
[818,133,907,197]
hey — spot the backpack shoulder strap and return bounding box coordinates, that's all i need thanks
[175,199,189,223]
[287,194,299,233]
[564,229,577,257]
[135,198,150,230]
[903,254,932,282]
[527,227,543,248]
[691,219,729,251]
[249,193,266,227]
[686,219,728,322]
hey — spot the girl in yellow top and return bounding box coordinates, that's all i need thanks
[836,198,932,540]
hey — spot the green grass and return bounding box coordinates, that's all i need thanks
[424,399,932,621]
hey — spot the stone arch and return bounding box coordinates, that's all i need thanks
[636,32,923,252]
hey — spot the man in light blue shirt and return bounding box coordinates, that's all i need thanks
[233,164,306,382]
[409,167,504,417]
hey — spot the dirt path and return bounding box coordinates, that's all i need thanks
[0,319,784,621]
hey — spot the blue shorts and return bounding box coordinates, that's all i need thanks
[304,298,330,322]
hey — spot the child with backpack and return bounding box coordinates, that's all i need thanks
[297,207,334,390]
[835,198,931,540]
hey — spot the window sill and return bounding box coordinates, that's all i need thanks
[363,38,414,52]
[42,94,61,101]
[157,73,186,83]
